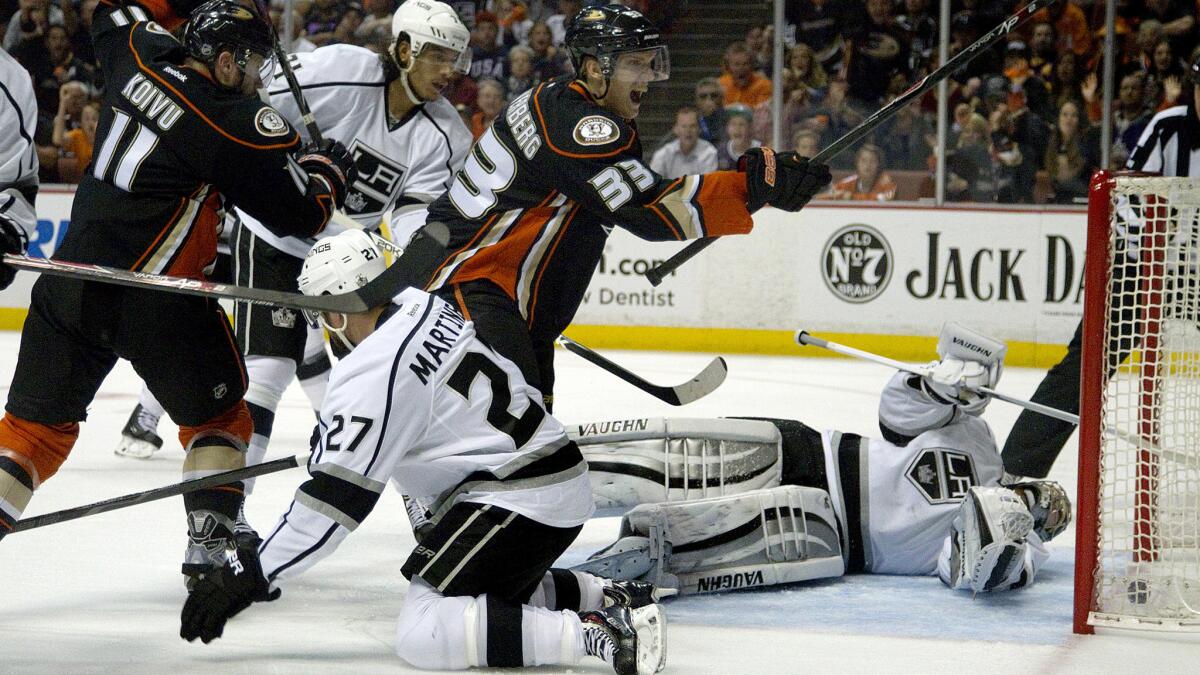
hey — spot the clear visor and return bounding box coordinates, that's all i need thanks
[235,49,277,88]
[416,43,472,75]
[611,46,670,84]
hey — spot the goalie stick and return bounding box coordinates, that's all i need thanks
[794,330,1188,464]
[10,454,306,534]
[556,335,727,405]
[643,0,1062,287]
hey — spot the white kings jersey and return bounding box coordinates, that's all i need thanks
[0,47,39,233]
[240,45,472,258]
[819,373,1042,577]
[258,288,594,583]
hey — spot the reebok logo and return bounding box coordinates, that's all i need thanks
[228,548,245,575]
[413,545,436,559]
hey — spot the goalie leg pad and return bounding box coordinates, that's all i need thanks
[578,486,844,595]
[572,418,783,509]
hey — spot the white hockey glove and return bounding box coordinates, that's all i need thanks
[921,322,1007,415]
[941,486,1034,594]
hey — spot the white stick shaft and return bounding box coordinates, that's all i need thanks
[794,330,1188,463]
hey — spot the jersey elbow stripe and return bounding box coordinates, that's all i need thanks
[297,472,381,531]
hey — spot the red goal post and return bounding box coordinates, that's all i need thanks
[1075,170,1200,634]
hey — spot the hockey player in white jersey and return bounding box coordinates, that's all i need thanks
[114,1,473,531]
[573,323,1071,596]
[0,46,38,293]
[180,230,668,675]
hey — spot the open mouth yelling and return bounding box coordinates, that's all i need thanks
[630,89,645,105]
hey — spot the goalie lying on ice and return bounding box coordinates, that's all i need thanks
[572,323,1071,596]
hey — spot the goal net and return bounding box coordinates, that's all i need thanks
[1076,172,1200,633]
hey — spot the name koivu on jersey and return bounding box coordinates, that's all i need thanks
[408,305,468,385]
[120,73,183,130]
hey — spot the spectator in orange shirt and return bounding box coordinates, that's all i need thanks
[718,41,772,107]
[829,144,897,201]
[1029,1,1091,61]
[470,79,506,139]
[53,98,98,173]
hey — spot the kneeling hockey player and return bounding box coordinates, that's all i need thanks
[181,230,668,675]
[573,323,1071,596]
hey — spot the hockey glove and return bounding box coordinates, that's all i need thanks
[921,357,991,412]
[740,147,831,213]
[0,212,29,291]
[295,139,357,210]
[180,543,279,644]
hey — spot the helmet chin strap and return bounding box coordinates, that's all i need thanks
[392,43,429,106]
[320,314,357,354]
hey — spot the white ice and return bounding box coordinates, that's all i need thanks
[2,332,1198,674]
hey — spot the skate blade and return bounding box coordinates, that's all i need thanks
[114,436,159,459]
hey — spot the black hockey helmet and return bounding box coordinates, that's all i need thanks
[565,4,669,82]
[183,0,273,70]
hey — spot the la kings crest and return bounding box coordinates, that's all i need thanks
[905,447,977,504]
[343,140,407,219]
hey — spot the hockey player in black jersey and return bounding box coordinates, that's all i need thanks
[408,4,831,410]
[0,0,355,599]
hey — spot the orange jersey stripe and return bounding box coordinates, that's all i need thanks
[448,206,561,298]
[693,171,753,236]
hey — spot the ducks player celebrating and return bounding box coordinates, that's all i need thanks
[181,231,668,675]
[114,1,473,528]
[407,4,831,410]
[573,323,1071,596]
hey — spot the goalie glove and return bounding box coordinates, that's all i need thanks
[942,486,1034,594]
[180,542,280,644]
[922,322,1007,415]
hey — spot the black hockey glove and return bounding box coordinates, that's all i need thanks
[740,147,831,213]
[180,544,280,644]
[0,212,29,292]
[295,139,357,210]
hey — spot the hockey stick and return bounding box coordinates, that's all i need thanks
[4,252,388,314]
[794,330,1190,464]
[643,0,1062,287]
[10,454,306,534]
[555,335,727,405]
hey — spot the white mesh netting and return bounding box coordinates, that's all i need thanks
[1093,176,1200,629]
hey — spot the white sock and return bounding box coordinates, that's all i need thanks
[137,385,165,428]
[519,606,584,666]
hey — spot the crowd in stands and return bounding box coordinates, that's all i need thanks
[3,0,1198,205]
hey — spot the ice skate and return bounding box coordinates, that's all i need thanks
[580,604,666,675]
[113,404,163,459]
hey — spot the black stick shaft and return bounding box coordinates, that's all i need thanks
[11,455,305,533]
[643,0,1060,287]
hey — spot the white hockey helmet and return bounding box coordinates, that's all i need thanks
[391,0,471,74]
[298,230,388,350]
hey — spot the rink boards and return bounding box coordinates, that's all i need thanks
[0,187,1087,367]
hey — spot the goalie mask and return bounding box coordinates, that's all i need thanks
[297,230,388,353]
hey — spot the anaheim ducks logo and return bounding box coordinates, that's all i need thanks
[580,8,607,22]
[229,7,254,20]
[254,107,289,137]
[574,115,618,146]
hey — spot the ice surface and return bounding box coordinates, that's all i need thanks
[2,333,1198,673]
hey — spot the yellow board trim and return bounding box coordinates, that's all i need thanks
[0,307,1068,368]
[562,324,1070,369]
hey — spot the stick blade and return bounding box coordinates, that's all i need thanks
[665,356,727,405]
